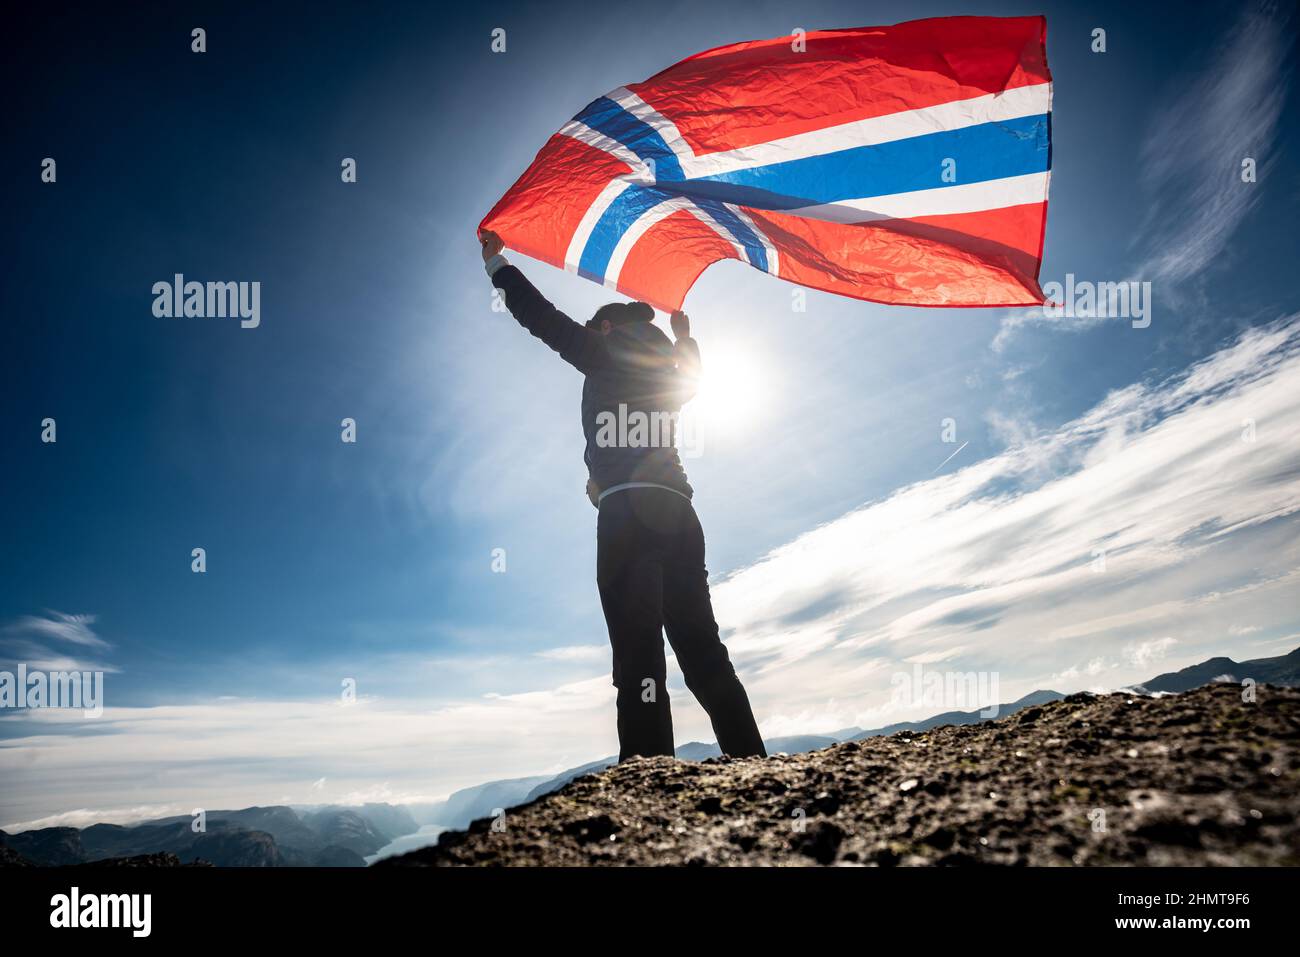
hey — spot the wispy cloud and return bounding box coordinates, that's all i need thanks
[1,611,118,673]
[712,314,1300,727]
[1135,3,1292,283]
[993,3,1292,350]
[5,612,110,650]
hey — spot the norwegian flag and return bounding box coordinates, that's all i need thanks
[480,15,1051,311]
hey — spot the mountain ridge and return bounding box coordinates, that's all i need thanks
[1129,647,1300,694]
[0,802,419,868]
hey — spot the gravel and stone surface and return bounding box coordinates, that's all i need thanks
[382,683,1300,866]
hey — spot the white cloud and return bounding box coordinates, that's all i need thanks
[4,612,110,651]
[534,644,607,662]
[1,611,118,674]
[1124,637,1178,668]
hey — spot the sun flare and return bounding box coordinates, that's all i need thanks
[688,348,765,434]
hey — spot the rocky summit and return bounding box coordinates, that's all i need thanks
[382,683,1300,866]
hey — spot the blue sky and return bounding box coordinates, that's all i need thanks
[2,0,1298,828]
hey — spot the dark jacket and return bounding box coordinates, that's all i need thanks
[491,264,698,498]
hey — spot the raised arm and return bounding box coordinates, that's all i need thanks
[479,229,603,375]
[670,309,702,404]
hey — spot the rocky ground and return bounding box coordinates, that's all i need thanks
[383,683,1300,866]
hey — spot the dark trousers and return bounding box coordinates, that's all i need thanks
[596,486,766,761]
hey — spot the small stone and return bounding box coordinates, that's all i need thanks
[899,778,919,792]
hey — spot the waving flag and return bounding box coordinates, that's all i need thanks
[481,15,1051,311]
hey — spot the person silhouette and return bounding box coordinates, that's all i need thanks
[479,228,766,761]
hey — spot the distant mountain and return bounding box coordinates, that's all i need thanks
[1131,647,1300,694]
[525,759,617,804]
[291,802,420,843]
[0,801,418,868]
[72,852,208,868]
[189,828,283,867]
[353,803,420,841]
[766,734,839,754]
[313,845,368,867]
[1,826,85,866]
[130,806,322,858]
[823,727,865,741]
[299,809,390,857]
[424,775,555,831]
[5,819,278,867]
[81,820,199,861]
[366,825,450,864]
[850,690,1065,741]
[674,742,720,761]
[0,838,32,867]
